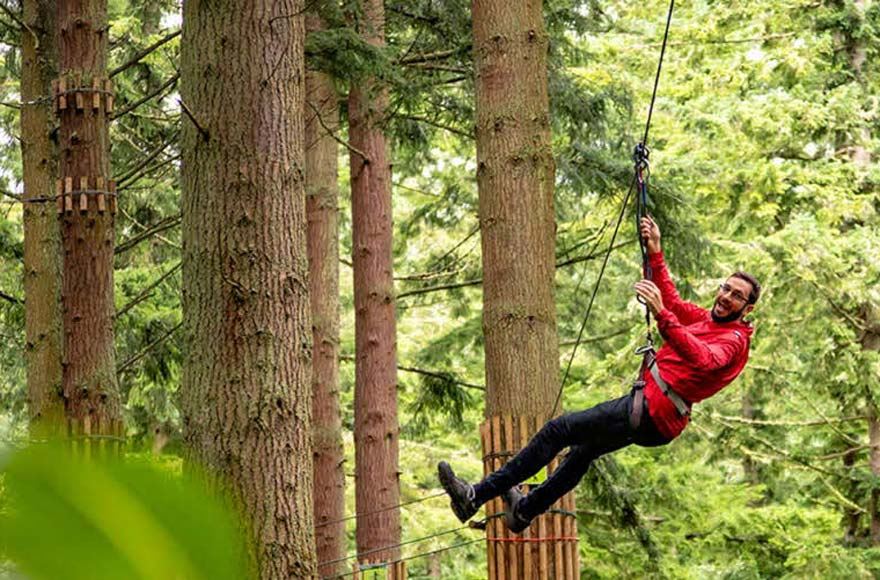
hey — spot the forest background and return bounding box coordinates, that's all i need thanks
[0,0,879,578]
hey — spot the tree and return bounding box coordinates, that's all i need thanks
[56,0,123,445]
[21,0,64,437]
[306,10,345,576]
[178,1,316,577]
[472,0,575,576]
[473,0,560,417]
[349,0,402,565]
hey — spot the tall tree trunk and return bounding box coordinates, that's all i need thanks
[56,0,122,445]
[349,0,401,564]
[473,0,574,576]
[22,0,64,437]
[179,1,316,577]
[306,12,345,577]
[472,0,559,423]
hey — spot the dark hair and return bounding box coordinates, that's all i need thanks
[731,271,761,304]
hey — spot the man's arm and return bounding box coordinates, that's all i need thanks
[648,252,708,326]
[640,216,707,325]
[655,312,746,370]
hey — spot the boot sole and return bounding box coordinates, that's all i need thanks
[438,462,474,523]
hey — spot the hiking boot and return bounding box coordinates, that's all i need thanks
[438,461,478,523]
[501,486,532,534]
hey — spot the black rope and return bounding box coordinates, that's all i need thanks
[550,0,676,419]
[318,525,473,568]
[321,538,485,580]
[550,174,638,419]
[314,491,447,529]
[642,0,676,147]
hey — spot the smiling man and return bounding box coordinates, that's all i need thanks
[438,216,761,533]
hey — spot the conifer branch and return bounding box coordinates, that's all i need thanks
[115,214,181,255]
[117,321,183,375]
[111,72,179,120]
[0,289,22,305]
[110,29,181,78]
[116,262,182,318]
[306,99,369,162]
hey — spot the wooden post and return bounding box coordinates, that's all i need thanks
[519,416,532,580]
[482,422,496,580]
[480,415,579,579]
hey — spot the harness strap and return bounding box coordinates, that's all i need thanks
[643,350,691,417]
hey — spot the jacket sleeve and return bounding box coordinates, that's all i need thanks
[655,310,747,371]
[648,251,708,326]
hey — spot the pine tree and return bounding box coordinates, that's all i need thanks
[349,0,402,564]
[56,0,123,446]
[21,0,64,437]
[306,10,346,576]
[179,1,317,576]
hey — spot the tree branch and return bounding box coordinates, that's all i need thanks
[0,288,23,305]
[0,1,36,46]
[398,114,473,139]
[398,241,634,300]
[111,72,179,120]
[398,364,485,391]
[115,214,181,255]
[708,413,868,428]
[117,321,183,375]
[339,355,484,391]
[397,48,466,65]
[116,262,182,318]
[306,99,369,161]
[110,29,181,78]
[116,130,178,187]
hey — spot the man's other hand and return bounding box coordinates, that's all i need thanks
[640,216,662,254]
[634,279,665,316]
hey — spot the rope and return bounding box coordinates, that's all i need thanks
[314,491,447,529]
[642,0,676,147]
[489,536,578,543]
[321,538,485,580]
[318,525,472,568]
[549,0,676,419]
[550,175,637,419]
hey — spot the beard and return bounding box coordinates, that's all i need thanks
[711,299,747,323]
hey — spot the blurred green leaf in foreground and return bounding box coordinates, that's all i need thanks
[0,445,247,580]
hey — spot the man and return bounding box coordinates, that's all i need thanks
[438,216,760,533]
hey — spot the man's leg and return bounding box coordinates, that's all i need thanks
[511,395,634,524]
[439,394,634,522]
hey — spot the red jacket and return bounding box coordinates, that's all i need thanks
[642,251,753,440]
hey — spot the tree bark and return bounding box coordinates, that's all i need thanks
[306,12,345,577]
[349,0,402,563]
[56,0,122,445]
[472,0,559,419]
[473,0,575,576]
[179,1,316,577]
[22,0,64,437]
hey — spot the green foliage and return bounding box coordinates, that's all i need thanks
[0,445,247,580]
[0,0,878,576]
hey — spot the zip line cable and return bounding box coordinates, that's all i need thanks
[318,524,473,568]
[321,538,486,580]
[314,491,447,529]
[549,0,675,418]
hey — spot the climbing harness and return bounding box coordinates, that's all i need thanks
[552,0,679,420]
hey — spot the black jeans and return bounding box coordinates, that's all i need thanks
[472,391,671,520]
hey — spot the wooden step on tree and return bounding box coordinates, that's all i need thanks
[352,559,407,579]
[481,416,579,580]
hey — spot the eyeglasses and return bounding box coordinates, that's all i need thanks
[718,283,750,304]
